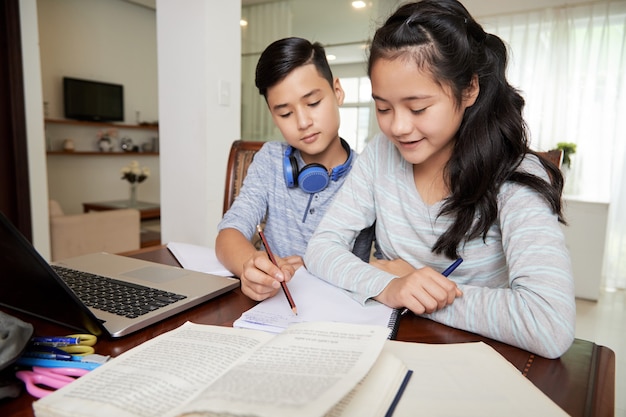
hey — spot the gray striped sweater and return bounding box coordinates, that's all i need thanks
[305,133,576,359]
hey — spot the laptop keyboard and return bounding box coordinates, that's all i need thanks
[52,265,187,319]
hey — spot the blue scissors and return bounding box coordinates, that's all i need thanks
[15,366,90,398]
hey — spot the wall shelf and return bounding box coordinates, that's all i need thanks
[46,151,159,156]
[44,118,159,154]
[45,118,158,131]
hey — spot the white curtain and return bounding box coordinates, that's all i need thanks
[241,1,292,141]
[481,1,626,289]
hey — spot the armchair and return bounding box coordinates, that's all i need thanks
[49,200,141,261]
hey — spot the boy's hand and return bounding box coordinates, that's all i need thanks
[374,267,462,314]
[239,252,303,301]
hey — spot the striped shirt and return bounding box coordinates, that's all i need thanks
[218,141,373,262]
[304,133,576,358]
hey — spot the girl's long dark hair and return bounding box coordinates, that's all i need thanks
[368,0,565,259]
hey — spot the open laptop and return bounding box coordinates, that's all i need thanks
[0,212,239,338]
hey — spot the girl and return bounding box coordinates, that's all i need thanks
[304,0,575,359]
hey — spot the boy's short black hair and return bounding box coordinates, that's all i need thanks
[255,37,334,99]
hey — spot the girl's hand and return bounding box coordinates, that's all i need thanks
[375,266,463,314]
[239,253,303,301]
[370,258,415,277]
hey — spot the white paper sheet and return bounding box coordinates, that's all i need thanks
[234,267,397,335]
[166,241,233,276]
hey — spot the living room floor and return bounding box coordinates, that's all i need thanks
[575,289,625,416]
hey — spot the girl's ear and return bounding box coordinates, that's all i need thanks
[463,74,480,108]
[333,77,346,106]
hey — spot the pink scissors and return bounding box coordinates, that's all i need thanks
[15,366,90,398]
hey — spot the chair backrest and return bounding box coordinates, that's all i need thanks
[537,149,563,169]
[223,140,264,214]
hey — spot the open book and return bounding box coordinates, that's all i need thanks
[234,267,399,337]
[33,321,410,417]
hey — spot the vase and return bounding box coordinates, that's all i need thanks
[129,182,138,207]
[98,136,113,152]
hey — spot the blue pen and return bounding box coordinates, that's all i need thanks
[31,336,81,346]
[16,356,102,370]
[23,345,76,361]
[401,257,463,315]
[21,351,79,361]
[28,345,73,355]
[441,257,463,277]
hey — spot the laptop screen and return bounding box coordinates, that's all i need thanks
[0,212,105,335]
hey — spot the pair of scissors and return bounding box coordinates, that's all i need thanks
[15,366,90,398]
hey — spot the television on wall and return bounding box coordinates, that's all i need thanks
[63,77,124,122]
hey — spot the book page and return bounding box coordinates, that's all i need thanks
[324,351,410,417]
[177,321,391,417]
[234,267,395,334]
[167,242,233,276]
[385,341,569,416]
[34,322,274,417]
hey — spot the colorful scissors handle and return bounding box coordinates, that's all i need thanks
[16,366,90,398]
[57,345,95,355]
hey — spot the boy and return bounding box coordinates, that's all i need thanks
[216,37,373,301]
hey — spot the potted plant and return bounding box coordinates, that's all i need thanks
[555,142,577,169]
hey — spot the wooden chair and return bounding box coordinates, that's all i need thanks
[223,140,264,215]
[537,149,563,169]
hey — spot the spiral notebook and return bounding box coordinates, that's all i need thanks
[234,267,399,339]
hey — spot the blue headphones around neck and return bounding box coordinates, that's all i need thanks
[283,138,354,194]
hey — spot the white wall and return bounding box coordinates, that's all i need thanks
[20,0,50,259]
[157,0,241,247]
[36,0,160,215]
[38,0,158,123]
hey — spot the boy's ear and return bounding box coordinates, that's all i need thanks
[333,78,345,106]
[463,74,480,108]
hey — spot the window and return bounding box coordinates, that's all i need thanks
[338,76,374,153]
[482,1,626,289]
[482,2,625,202]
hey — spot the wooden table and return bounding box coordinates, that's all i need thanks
[0,246,615,417]
[83,201,161,247]
[82,200,160,221]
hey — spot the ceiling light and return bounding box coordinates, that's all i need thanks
[326,54,337,61]
[352,1,366,9]
[240,19,248,27]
